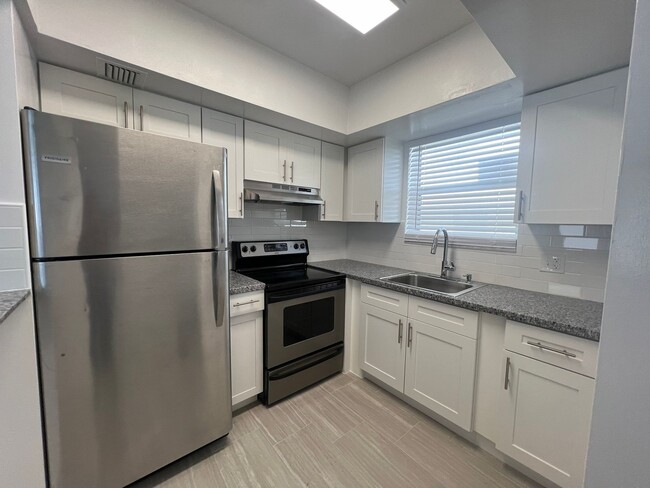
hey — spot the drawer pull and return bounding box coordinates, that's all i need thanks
[526,340,577,358]
[398,319,403,344]
[233,299,260,307]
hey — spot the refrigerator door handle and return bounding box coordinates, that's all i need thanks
[213,251,229,329]
[212,163,228,250]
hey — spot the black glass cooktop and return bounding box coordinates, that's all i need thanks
[239,265,344,291]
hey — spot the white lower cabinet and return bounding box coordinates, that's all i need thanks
[497,351,595,488]
[230,311,263,407]
[359,285,478,431]
[404,319,477,431]
[359,303,406,391]
[230,291,264,407]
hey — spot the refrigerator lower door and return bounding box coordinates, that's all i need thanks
[33,251,231,488]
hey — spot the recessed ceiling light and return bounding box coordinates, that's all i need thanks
[312,0,399,34]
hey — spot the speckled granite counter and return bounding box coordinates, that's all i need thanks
[230,271,265,295]
[0,289,30,325]
[310,259,602,342]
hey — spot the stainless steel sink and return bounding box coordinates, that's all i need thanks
[380,272,484,297]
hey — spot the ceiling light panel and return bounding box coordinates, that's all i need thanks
[312,0,399,34]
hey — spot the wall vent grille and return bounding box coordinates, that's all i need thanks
[97,59,146,87]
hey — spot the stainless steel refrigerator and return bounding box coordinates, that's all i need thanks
[21,109,232,488]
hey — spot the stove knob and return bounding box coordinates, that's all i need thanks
[293,243,299,249]
[300,243,306,249]
[250,245,257,253]
[241,245,248,253]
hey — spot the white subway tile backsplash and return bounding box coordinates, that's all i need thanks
[0,204,28,291]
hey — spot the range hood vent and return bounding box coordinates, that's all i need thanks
[97,59,146,87]
[244,180,323,205]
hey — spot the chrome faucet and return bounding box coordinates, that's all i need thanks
[431,228,455,278]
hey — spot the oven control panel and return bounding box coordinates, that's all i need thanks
[236,240,308,256]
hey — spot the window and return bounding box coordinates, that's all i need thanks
[405,117,520,251]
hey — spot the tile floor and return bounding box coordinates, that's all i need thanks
[131,373,542,488]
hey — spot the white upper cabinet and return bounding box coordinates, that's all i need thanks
[319,142,345,221]
[517,68,628,224]
[133,89,201,142]
[202,108,245,219]
[40,63,132,128]
[244,120,321,187]
[287,133,321,188]
[244,120,288,184]
[345,138,402,222]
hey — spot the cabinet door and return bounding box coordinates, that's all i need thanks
[359,303,406,391]
[202,108,244,219]
[517,68,627,224]
[287,133,321,188]
[40,63,132,128]
[497,352,595,488]
[320,142,345,221]
[230,312,263,406]
[244,120,287,184]
[404,319,477,431]
[133,90,201,142]
[345,139,383,222]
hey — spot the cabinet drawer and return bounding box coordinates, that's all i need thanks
[505,321,599,378]
[408,297,478,339]
[230,291,264,318]
[360,284,408,316]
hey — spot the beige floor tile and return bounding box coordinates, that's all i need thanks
[319,372,359,393]
[250,397,311,444]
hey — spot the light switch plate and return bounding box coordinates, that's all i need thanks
[540,254,566,273]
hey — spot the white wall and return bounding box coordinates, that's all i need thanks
[586,0,650,485]
[25,0,350,133]
[229,203,348,264]
[347,23,515,134]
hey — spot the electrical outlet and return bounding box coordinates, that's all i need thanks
[540,254,566,273]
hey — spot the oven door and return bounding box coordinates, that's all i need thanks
[266,280,345,369]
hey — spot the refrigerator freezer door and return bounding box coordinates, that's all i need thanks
[32,251,231,488]
[22,110,227,259]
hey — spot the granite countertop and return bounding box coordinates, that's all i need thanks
[310,259,602,342]
[230,271,265,295]
[0,289,30,325]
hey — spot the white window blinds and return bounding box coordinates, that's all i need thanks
[406,119,520,251]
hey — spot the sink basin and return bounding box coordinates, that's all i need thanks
[379,273,484,297]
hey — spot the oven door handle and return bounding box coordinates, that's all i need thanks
[267,344,344,381]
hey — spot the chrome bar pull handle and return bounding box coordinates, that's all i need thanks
[239,192,244,215]
[517,190,525,222]
[398,319,403,344]
[374,200,379,221]
[283,160,287,181]
[526,341,577,358]
[233,299,260,307]
[123,101,129,128]
[290,161,295,182]
[407,322,413,348]
[504,357,511,390]
[139,105,144,131]
[322,201,326,219]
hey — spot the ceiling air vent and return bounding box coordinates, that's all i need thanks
[97,59,146,87]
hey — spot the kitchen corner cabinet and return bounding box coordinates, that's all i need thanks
[516,68,628,224]
[40,63,133,128]
[344,138,402,222]
[230,291,264,407]
[40,63,202,142]
[319,142,345,221]
[244,120,321,188]
[497,321,598,488]
[202,108,245,218]
[359,284,478,431]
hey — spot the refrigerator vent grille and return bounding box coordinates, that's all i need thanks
[97,60,146,87]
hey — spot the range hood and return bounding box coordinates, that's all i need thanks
[244,180,324,205]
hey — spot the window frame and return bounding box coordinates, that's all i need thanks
[404,114,521,252]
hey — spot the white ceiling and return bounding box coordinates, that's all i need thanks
[176,0,474,86]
